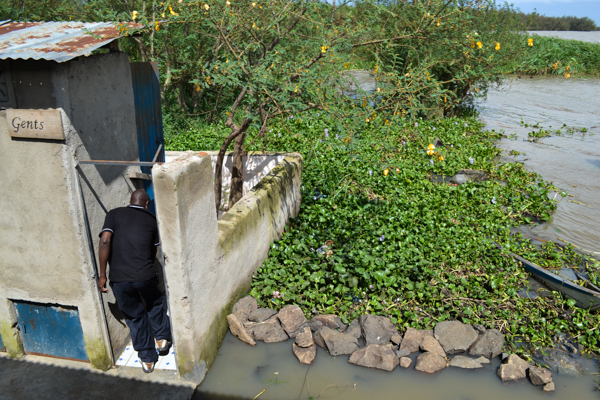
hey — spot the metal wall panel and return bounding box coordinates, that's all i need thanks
[130,62,165,214]
[14,301,88,361]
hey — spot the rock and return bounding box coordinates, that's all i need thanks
[543,382,555,392]
[248,307,277,323]
[232,295,258,323]
[533,349,583,376]
[309,315,347,332]
[345,319,362,339]
[501,352,510,361]
[348,344,399,372]
[318,327,360,356]
[497,354,531,382]
[451,169,488,185]
[449,356,483,369]
[415,352,447,374]
[433,138,444,148]
[434,321,478,354]
[469,329,504,359]
[400,357,412,368]
[227,314,256,346]
[293,343,316,364]
[277,305,308,338]
[295,326,314,348]
[395,349,410,358]
[420,336,446,358]
[399,328,434,353]
[359,314,399,346]
[529,366,553,386]
[473,324,486,333]
[245,318,288,343]
[391,333,402,346]
[313,329,326,348]
[475,356,490,364]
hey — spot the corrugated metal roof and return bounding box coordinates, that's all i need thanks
[0,21,143,63]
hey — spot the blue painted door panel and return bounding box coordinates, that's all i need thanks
[0,329,4,351]
[131,62,165,215]
[14,301,88,361]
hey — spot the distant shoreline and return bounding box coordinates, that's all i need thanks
[527,31,600,44]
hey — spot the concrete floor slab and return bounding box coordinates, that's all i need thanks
[0,353,195,400]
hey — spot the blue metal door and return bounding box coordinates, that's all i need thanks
[131,62,165,215]
[14,301,88,361]
[0,329,4,352]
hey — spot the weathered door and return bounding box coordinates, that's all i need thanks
[14,301,88,361]
[130,62,165,214]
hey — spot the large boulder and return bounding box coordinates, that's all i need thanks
[232,295,258,323]
[533,348,583,376]
[359,315,399,346]
[245,318,288,343]
[415,352,447,374]
[449,356,483,369]
[469,329,504,359]
[248,308,277,323]
[399,328,434,353]
[348,344,399,372]
[497,354,531,382]
[420,336,446,358]
[318,327,360,356]
[227,314,256,346]
[434,321,478,354]
[277,305,308,338]
[310,315,347,332]
[293,343,316,365]
[529,366,553,386]
[344,320,362,339]
[295,326,314,348]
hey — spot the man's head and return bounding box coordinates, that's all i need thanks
[130,189,150,209]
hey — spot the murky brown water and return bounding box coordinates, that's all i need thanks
[195,332,598,400]
[478,76,600,255]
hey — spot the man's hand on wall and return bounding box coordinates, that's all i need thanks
[98,276,109,293]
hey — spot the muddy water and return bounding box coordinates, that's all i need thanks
[195,332,598,399]
[477,76,600,254]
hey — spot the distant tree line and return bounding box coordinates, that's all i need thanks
[519,12,599,31]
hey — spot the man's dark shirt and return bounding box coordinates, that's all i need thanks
[99,205,160,283]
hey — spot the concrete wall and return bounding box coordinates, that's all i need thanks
[0,52,141,368]
[153,151,302,383]
[165,151,286,214]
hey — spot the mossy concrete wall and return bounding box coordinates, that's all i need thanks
[152,151,302,384]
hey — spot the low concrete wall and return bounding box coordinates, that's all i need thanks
[152,151,302,383]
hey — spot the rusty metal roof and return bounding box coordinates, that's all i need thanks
[0,21,143,63]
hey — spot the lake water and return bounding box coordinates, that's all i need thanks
[195,41,600,399]
[528,31,600,44]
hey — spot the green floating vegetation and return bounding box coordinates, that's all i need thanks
[166,113,600,354]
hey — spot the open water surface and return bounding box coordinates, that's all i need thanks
[196,60,600,400]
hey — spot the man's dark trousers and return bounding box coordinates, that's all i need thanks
[111,277,171,363]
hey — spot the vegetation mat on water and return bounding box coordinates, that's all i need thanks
[167,114,600,356]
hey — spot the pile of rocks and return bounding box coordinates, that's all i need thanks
[227,296,554,392]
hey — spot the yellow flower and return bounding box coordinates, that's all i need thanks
[155,21,160,31]
[252,2,256,6]
[438,156,444,161]
[495,42,500,51]
[195,85,201,92]
[204,4,209,10]
[396,168,400,173]
[528,38,533,47]
[374,65,379,74]
[169,6,178,15]
[427,149,435,156]
[321,45,328,54]
[565,72,571,78]
[471,41,475,48]
[132,10,138,20]
[366,118,370,123]
[376,87,380,93]
[436,19,440,26]
[226,0,230,5]
[476,41,482,49]
[428,144,435,150]
[294,85,298,93]
[344,63,349,68]
[252,23,256,28]
[383,169,389,176]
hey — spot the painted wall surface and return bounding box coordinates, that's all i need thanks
[0,52,141,368]
[153,151,302,383]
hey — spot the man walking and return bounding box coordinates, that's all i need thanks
[97,189,171,373]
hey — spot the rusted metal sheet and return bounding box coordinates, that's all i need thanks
[0,21,143,63]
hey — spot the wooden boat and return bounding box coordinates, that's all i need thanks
[506,249,600,311]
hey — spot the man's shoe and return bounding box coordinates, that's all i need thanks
[141,360,155,373]
[156,339,171,353]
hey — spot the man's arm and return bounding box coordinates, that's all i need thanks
[98,231,112,293]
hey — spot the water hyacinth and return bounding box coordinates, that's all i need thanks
[324,128,329,135]
[455,122,458,126]
[379,235,385,241]
[368,169,373,176]
[278,133,281,138]
[432,127,436,131]
[415,122,418,127]
[336,134,340,139]
[430,159,434,165]
[492,197,497,204]
[465,123,468,127]
[470,157,474,164]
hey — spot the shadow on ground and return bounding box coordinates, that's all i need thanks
[0,356,194,400]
